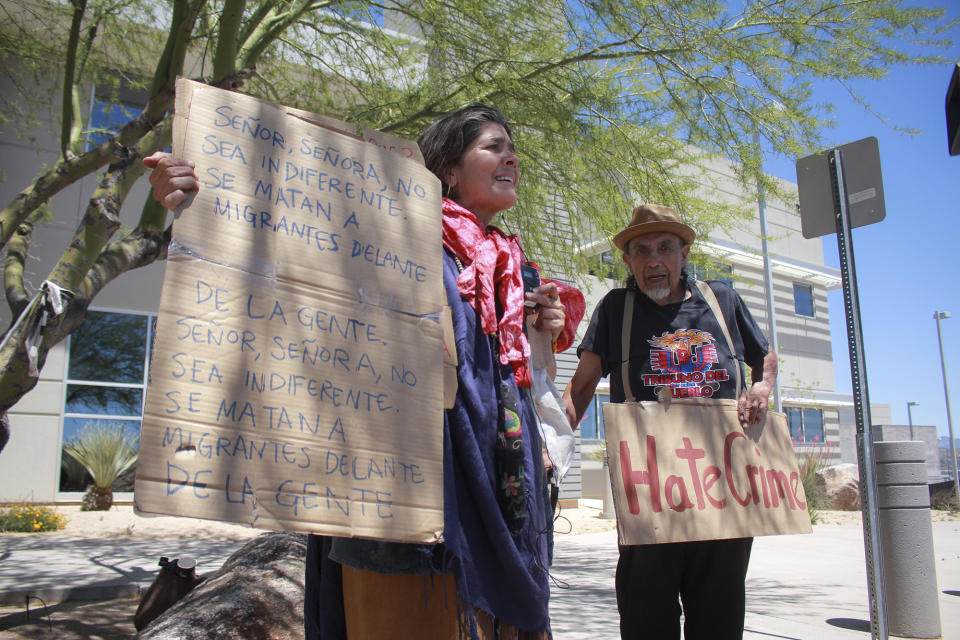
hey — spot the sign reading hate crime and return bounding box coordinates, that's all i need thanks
[603,400,812,545]
[134,78,445,543]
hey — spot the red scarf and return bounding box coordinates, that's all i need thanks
[441,198,531,387]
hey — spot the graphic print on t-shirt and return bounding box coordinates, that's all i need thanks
[643,329,729,398]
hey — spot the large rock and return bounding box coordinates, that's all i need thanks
[819,463,861,511]
[138,532,307,639]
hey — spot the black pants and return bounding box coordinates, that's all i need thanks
[616,537,753,640]
[304,535,345,640]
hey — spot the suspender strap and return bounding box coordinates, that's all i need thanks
[694,280,743,394]
[620,290,637,402]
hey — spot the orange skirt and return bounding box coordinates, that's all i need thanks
[341,566,549,640]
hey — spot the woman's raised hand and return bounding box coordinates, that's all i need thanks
[143,152,199,211]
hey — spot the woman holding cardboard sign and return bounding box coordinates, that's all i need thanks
[145,103,584,639]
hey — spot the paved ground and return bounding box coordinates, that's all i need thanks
[0,596,140,639]
[1,521,958,638]
[548,522,960,640]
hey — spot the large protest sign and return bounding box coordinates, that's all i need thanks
[134,78,445,543]
[603,399,812,545]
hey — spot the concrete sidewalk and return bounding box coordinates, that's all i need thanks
[548,521,960,639]
[1,522,958,638]
[0,537,245,605]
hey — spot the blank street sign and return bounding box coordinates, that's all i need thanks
[795,137,886,239]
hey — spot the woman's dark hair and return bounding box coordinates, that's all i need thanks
[417,103,513,196]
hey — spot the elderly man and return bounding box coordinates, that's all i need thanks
[563,204,777,640]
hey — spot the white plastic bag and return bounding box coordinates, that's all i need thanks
[531,367,576,482]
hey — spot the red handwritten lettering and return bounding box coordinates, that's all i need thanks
[675,438,707,509]
[790,472,807,509]
[724,432,752,506]
[617,432,803,516]
[759,458,771,507]
[702,465,726,508]
[620,437,662,514]
[746,465,762,505]
[765,469,797,509]
[664,474,694,511]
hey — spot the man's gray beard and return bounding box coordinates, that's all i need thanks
[643,285,672,302]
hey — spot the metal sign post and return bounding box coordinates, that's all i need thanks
[796,137,887,640]
[829,147,887,640]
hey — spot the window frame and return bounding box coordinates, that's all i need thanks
[792,282,815,317]
[57,307,157,499]
[687,261,733,288]
[785,406,825,444]
[579,392,611,442]
[326,4,384,26]
[86,94,144,151]
[586,249,620,280]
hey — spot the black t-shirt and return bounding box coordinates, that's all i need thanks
[578,281,769,403]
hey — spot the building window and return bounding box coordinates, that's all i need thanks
[59,310,155,492]
[328,4,384,25]
[587,250,619,280]
[793,282,815,317]
[579,393,610,441]
[786,407,824,443]
[87,97,143,150]
[687,262,733,287]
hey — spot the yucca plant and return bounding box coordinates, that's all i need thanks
[63,422,139,511]
[795,443,834,524]
[60,446,90,491]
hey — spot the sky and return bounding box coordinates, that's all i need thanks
[762,27,960,440]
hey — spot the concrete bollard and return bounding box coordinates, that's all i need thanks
[874,441,942,639]
[601,451,616,519]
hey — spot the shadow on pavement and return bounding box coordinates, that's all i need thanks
[826,617,871,632]
[0,596,138,639]
[746,577,860,614]
[549,535,619,638]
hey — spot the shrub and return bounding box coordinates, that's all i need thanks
[589,441,606,463]
[930,487,959,513]
[63,421,139,511]
[795,443,834,524]
[0,504,68,532]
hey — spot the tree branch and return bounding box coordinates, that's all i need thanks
[46,151,145,292]
[0,99,172,251]
[60,0,88,158]
[79,225,171,302]
[240,0,332,69]
[149,0,207,98]
[2,211,42,318]
[213,0,247,80]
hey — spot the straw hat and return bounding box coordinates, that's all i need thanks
[612,204,695,251]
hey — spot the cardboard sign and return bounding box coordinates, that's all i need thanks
[603,399,812,545]
[134,78,445,543]
[364,127,425,165]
